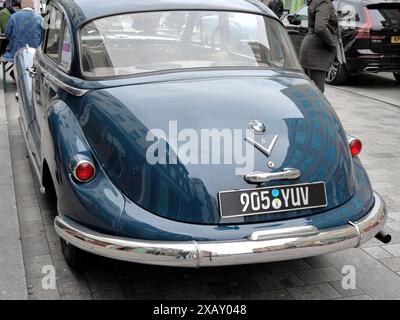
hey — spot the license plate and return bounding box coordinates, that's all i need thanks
[392,36,400,44]
[218,182,327,218]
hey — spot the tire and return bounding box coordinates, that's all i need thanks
[394,72,400,84]
[43,164,86,270]
[326,62,348,85]
[61,238,86,270]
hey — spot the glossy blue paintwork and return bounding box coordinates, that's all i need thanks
[118,157,373,241]
[14,0,376,241]
[78,71,356,225]
[46,101,125,234]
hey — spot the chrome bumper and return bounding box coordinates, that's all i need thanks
[54,192,386,268]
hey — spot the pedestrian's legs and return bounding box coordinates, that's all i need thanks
[306,69,327,93]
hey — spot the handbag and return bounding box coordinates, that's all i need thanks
[335,5,346,65]
[336,28,346,65]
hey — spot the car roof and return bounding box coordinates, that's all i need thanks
[55,0,275,29]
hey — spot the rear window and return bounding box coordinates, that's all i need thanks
[368,4,400,28]
[80,10,301,78]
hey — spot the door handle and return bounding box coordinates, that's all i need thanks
[26,66,37,78]
[245,168,301,184]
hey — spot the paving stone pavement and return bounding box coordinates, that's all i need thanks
[2,80,400,300]
[0,80,27,300]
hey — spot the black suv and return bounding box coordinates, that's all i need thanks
[282,0,400,85]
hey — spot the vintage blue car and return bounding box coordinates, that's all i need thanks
[15,0,389,269]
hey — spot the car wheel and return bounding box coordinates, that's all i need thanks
[61,238,85,270]
[326,62,348,85]
[394,72,400,84]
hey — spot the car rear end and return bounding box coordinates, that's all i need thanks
[345,0,400,75]
[53,6,389,268]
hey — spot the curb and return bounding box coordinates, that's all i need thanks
[0,77,28,300]
[327,85,400,109]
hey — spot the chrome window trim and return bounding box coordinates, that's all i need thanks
[58,18,74,73]
[43,1,74,74]
[34,54,89,97]
[43,4,64,64]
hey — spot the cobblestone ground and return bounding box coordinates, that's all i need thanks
[4,82,400,300]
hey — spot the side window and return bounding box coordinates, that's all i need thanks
[60,25,72,71]
[44,6,63,62]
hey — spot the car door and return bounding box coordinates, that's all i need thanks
[30,4,71,166]
[28,5,60,165]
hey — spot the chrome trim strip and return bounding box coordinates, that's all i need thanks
[35,62,89,97]
[249,225,319,241]
[245,135,278,157]
[347,134,357,144]
[245,168,301,184]
[348,221,361,247]
[54,192,386,268]
[192,241,201,268]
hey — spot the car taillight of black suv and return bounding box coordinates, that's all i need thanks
[282,0,400,85]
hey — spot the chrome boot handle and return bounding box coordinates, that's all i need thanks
[245,168,301,184]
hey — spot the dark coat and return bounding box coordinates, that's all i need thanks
[300,0,338,72]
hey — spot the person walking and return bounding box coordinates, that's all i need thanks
[299,0,338,93]
[0,0,22,54]
[3,0,42,62]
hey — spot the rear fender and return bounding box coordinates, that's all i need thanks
[46,100,124,235]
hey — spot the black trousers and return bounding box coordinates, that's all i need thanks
[305,69,327,93]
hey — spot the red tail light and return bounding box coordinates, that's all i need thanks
[355,7,373,39]
[349,137,362,157]
[73,161,95,182]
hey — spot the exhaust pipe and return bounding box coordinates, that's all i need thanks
[375,230,392,244]
[364,66,380,73]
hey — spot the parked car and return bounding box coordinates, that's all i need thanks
[15,0,388,269]
[282,0,400,85]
